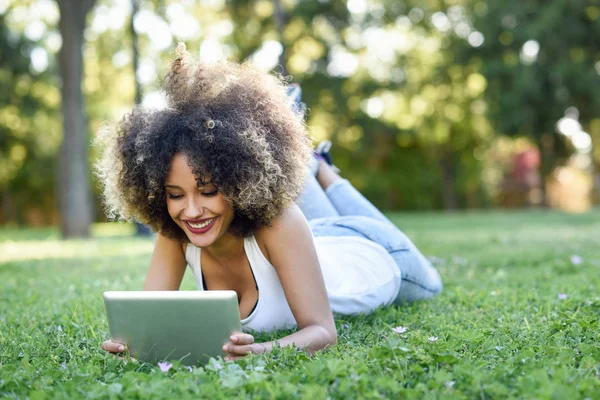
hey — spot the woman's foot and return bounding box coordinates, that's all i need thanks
[287,83,307,121]
[308,140,341,177]
[316,158,342,189]
[316,141,340,174]
[288,86,340,180]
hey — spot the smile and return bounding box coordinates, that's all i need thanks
[184,217,217,234]
[187,218,214,229]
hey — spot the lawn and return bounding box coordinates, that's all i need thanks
[1,210,599,399]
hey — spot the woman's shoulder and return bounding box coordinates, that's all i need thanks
[254,204,312,261]
[255,204,308,239]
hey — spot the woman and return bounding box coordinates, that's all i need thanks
[96,44,442,361]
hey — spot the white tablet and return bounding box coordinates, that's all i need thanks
[103,291,242,366]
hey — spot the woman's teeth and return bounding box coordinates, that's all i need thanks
[188,218,214,228]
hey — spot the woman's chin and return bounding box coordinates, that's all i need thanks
[187,233,217,248]
[185,227,221,248]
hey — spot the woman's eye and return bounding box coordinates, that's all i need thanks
[168,194,183,200]
[202,191,218,197]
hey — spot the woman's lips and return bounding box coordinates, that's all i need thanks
[184,218,216,234]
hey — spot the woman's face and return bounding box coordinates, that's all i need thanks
[165,153,235,248]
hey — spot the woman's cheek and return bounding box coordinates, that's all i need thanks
[165,201,178,221]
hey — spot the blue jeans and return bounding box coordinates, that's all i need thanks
[296,175,443,304]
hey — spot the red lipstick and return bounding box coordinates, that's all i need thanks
[184,218,216,234]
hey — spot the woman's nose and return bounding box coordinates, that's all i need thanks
[184,197,204,218]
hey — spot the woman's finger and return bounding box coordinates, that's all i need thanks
[223,343,253,355]
[228,333,254,345]
[223,343,265,356]
[101,340,125,353]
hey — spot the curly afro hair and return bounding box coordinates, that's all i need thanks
[95,43,312,241]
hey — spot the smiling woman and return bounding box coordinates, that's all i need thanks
[164,153,235,249]
[95,43,310,241]
[94,43,442,361]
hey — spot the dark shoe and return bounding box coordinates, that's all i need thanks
[312,140,340,175]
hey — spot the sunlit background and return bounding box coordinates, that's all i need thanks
[1,0,599,235]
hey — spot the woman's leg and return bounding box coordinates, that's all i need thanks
[312,160,442,302]
[296,172,340,221]
[390,239,443,304]
[311,215,443,303]
[317,160,392,225]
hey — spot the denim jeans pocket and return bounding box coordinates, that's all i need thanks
[331,216,409,252]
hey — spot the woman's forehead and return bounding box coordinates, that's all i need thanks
[168,153,212,182]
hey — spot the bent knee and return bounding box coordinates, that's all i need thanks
[391,248,443,304]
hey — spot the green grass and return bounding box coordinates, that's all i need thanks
[1,210,599,399]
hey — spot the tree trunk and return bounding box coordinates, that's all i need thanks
[536,133,555,207]
[272,0,289,76]
[130,0,142,105]
[57,0,96,237]
[1,187,16,225]
[130,0,152,236]
[440,149,458,211]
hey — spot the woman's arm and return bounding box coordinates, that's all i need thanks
[223,204,337,359]
[102,232,187,354]
[143,232,187,290]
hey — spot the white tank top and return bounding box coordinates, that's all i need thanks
[185,235,400,332]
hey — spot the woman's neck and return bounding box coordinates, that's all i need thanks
[203,232,246,264]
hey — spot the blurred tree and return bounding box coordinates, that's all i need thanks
[0,8,61,226]
[6,0,596,224]
[231,0,493,210]
[56,0,97,237]
[272,0,289,76]
[130,0,152,236]
[463,0,600,203]
[130,0,142,106]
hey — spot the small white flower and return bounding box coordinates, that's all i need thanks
[558,293,568,300]
[570,255,583,265]
[157,361,172,373]
[187,366,193,372]
[392,326,408,335]
[444,380,455,389]
[61,362,67,369]
[428,336,438,342]
[57,326,62,332]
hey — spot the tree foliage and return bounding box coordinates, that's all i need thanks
[0,11,61,225]
[1,0,598,225]
[463,0,600,183]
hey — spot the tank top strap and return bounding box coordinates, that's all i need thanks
[243,236,265,285]
[184,243,204,290]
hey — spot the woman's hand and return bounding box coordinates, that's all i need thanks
[222,333,267,361]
